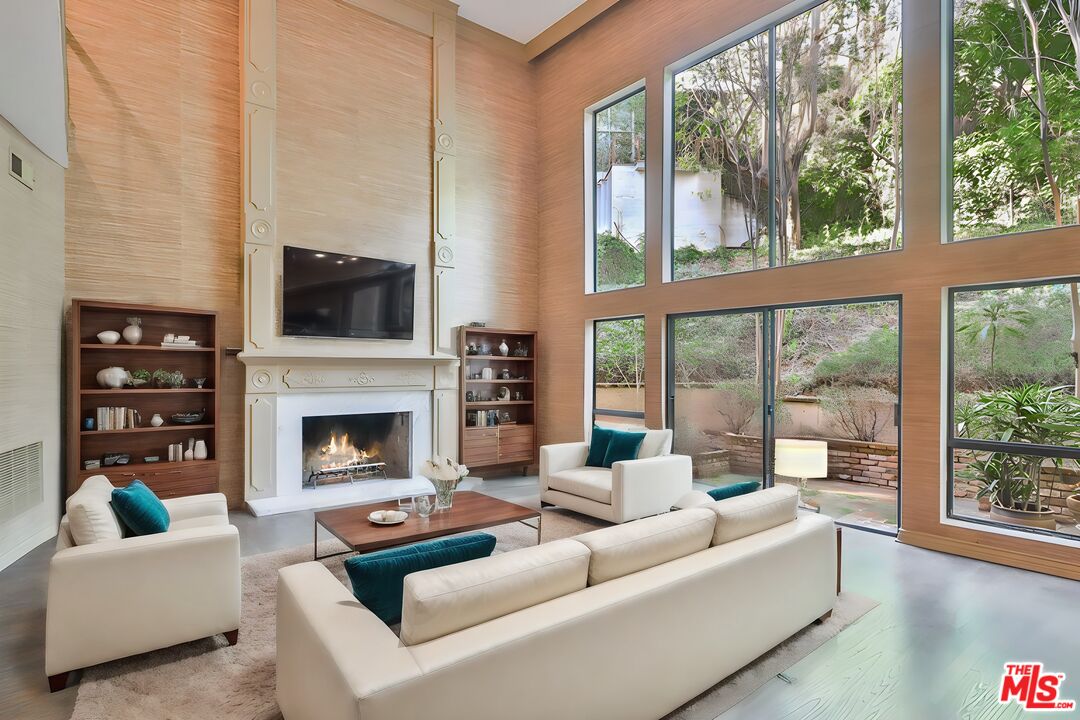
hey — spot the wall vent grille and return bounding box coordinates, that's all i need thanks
[0,442,44,523]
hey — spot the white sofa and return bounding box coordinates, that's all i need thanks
[277,485,837,720]
[540,428,692,523]
[46,476,241,691]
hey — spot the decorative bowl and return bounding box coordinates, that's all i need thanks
[368,510,408,525]
[97,331,121,344]
[170,411,206,425]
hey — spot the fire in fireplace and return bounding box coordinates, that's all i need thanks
[301,412,411,486]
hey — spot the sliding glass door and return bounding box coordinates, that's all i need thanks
[668,311,767,486]
[668,298,901,533]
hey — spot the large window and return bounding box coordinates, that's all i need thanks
[592,89,646,292]
[948,279,1080,539]
[950,0,1080,241]
[668,298,901,533]
[671,0,902,281]
[593,317,646,424]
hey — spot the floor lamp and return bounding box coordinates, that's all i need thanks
[774,439,828,512]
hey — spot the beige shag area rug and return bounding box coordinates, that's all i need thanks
[70,509,876,720]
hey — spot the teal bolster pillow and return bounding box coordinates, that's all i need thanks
[603,429,647,468]
[111,480,170,536]
[707,480,761,501]
[585,426,615,467]
[344,532,497,625]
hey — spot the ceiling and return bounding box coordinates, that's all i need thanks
[454,0,588,44]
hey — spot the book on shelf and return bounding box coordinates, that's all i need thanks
[95,406,131,431]
[161,341,201,348]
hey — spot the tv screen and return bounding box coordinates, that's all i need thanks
[282,246,415,340]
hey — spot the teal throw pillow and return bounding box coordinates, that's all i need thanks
[707,480,761,501]
[602,429,647,468]
[344,532,497,625]
[111,480,170,536]
[585,426,615,467]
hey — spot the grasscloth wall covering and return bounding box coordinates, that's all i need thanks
[64,0,537,506]
[65,0,245,504]
[532,0,1080,578]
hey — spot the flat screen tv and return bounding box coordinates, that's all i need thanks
[282,246,415,340]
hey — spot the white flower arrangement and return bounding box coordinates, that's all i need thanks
[419,457,469,509]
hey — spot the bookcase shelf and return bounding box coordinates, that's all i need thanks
[459,327,538,472]
[68,300,221,498]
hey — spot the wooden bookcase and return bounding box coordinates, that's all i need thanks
[458,327,538,473]
[67,300,221,499]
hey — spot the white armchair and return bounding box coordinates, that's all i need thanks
[46,476,240,691]
[540,428,692,523]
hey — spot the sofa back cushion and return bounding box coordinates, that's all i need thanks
[65,475,123,546]
[344,533,497,625]
[574,508,716,585]
[638,428,673,458]
[400,538,590,646]
[708,484,799,545]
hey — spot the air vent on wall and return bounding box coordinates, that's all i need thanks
[0,442,44,523]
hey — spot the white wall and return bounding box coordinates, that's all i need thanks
[0,0,68,166]
[0,115,64,571]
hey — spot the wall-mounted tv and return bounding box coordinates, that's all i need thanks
[282,246,415,340]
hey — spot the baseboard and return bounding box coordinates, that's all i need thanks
[0,524,56,573]
[898,529,1080,581]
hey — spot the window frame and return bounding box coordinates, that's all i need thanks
[585,81,647,295]
[592,315,648,423]
[663,0,904,284]
[942,0,1080,245]
[945,278,1080,542]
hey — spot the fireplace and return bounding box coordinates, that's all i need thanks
[301,412,411,486]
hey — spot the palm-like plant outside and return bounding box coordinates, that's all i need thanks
[956,383,1080,512]
[956,299,1032,374]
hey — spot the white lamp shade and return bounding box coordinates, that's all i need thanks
[774,439,828,479]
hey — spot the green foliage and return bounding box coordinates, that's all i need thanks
[595,318,645,388]
[596,231,644,291]
[813,327,899,391]
[955,383,1080,509]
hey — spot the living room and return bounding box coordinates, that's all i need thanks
[1,0,1079,718]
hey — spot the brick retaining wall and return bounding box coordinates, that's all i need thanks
[723,433,898,489]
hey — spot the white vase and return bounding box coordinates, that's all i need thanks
[498,340,509,356]
[122,323,143,345]
[193,439,208,460]
[96,367,129,389]
[149,413,164,427]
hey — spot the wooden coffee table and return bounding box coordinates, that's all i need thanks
[313,491,541,560]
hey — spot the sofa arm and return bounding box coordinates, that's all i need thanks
[163,492,228,524]
[46,524,241,676]
[611,454,693,523]
[539,442,590,492]
[277,562,422,720]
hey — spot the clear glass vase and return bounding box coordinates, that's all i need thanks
[432,478,459,509]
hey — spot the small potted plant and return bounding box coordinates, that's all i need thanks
[129,368,152,388]
[956,384,1080,530]
[152,368,185,389]
[419,456,469,510]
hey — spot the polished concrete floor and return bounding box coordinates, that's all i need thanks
[2,475,1078,720]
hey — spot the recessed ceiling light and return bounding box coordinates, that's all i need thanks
[349,257,358,261]
[314,253,326,258]
[336,260,345,265]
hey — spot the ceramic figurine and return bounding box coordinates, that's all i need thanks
[498,339,509,356]
[184,438,195,461]
[96,367,130,389]
[122,317,143,345]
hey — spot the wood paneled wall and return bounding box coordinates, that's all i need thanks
[532,0,1080,578]
[64,0,538,506]
[65,0,244,504]
[455,19,538,330]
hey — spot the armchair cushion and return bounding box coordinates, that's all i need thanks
[547,467,613,504]
[66,475,123,546]
[585,426,614,467]
[111,480,170,536]
[344,533,497,625]
[603,430,646,467]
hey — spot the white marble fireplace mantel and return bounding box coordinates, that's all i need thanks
[239,352,461,515]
